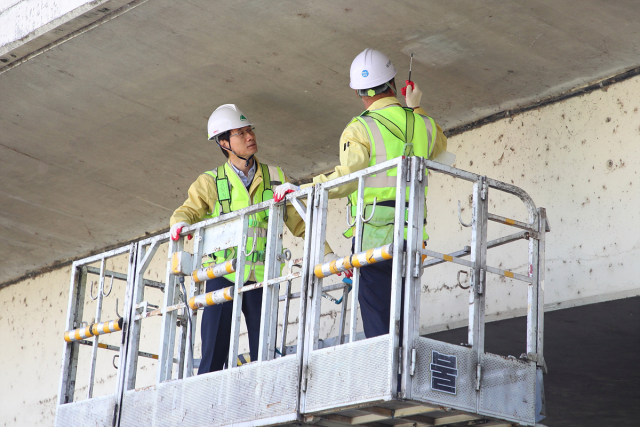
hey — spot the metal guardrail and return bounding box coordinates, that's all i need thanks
[56,156,548,427]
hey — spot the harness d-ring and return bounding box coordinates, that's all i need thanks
[361,197,378,223]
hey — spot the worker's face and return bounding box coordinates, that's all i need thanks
[226,125,257,156]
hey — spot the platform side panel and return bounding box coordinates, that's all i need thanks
[304,335,391,414]
[478,352,537,425]
[120,357,300,427]
[54,394,115,427]
[411,337,477,413]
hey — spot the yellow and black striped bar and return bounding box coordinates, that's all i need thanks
[487,213,538,238]
[237,352,251,366]
[485,266,533,283]
[422,248,533,284]
[191,259,236,283]
[188,286,234,310]
[64,317,123,342]
[314,243,394,278]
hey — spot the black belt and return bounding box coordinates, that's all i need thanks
[375,201,410,208]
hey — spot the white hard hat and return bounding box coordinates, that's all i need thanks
[349,48,397,90]
[207,104,253,140]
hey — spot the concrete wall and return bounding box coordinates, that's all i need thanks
[1,75,639,426]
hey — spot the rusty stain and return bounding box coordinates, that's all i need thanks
[297,13,309,18]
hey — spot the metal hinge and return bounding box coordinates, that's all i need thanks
[480,176,487,200]
[413,252,421,278]
[478,269,485,295]
[398,347,403,374]
[410,348,417,376]
[402,252,406,277]
[476,364,482,391]
[418,160,424,182]
[301,366,309,391]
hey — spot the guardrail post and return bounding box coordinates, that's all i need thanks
[113,243,137,426]
[398,156,423,399]
[228,215,249,368]
[258,202,285,362]
[157,238,183,383]
[182,229,203,379]
[58,265,88,404]
[87,257,106,399]
[469,176,488,408]
[536,208,547,364]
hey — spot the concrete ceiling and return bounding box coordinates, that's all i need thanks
[1,0,640,286]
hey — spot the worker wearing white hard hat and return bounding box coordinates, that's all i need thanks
[274,48,449,338]
[170,104,333,374]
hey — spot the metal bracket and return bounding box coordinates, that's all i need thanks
[457,270,470,289]
[410,348,417,376]
[476,364,482,390]
[418,159,424,182]
[89,281,98,301]
[398,347,403,375]
[478,269,485,295]
[521,352,548,373]
[301,366,309,392]
[361,197,377,223]
[481,176,488,200]
[412,252,421,278]
[457,200,472,227]
[346,201,356,227]
[103,274,114,297]
[402,252,407,277]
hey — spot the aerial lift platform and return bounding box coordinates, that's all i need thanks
[55,156,548,427]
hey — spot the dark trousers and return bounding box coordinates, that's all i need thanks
[355,239,406,339]
[198,276,263,374]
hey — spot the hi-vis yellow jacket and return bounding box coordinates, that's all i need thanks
[170,157,331,283]
[301,96,448,249]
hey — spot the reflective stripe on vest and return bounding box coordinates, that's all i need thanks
[344,106,436,247]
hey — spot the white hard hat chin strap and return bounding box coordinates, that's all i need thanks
[218,138,254,168]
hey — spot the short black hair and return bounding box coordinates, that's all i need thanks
[357,78,396,97]
[216,130,231,158]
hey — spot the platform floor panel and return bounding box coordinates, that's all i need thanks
[120,356,301,427]
[55,393,116,427]
[304,335,392,414]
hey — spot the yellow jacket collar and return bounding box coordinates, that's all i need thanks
[367,96,402,111]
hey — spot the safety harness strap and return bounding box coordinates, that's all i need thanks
[362,107,415,157]
[215,165,232,214]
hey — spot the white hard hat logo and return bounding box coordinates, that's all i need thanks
[362,70,369,77]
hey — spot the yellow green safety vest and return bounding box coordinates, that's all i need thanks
[202,161,285,283]
[344,105,436,249]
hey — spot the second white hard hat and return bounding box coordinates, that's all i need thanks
[349,48,397,90]
[207,104,253,140]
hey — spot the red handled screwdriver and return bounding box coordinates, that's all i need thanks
[401,53,415,96]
